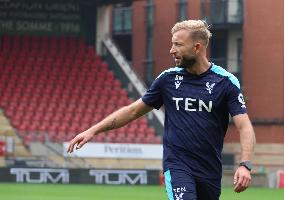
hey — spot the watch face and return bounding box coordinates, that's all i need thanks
[246,162,252,169]
[240,161,252,170]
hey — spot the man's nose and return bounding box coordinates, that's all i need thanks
[170,46,176,54]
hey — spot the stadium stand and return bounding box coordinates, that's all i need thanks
[0,109,30,158]
[0,35,161,145]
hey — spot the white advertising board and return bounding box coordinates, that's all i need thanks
[63,143,163,159]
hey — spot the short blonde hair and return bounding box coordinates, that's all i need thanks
[171,20,212,47]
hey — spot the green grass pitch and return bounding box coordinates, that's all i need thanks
[0,183,283,200]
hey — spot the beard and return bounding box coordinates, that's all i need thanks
[175,55,197,69]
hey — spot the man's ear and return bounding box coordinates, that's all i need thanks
[194,43,202,54]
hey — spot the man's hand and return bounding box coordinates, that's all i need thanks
[233,166,252,193]
[67,130,94,153]
[66,100,153,154]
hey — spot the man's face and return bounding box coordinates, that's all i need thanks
[170,29,197,68]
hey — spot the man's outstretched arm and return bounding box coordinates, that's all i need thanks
[67,99,153,153]
[232,113,256,193]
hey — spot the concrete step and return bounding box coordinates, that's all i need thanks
[0,109,31,157]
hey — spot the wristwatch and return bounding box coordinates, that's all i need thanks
[239,161,252,171]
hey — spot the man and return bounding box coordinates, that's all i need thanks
[67,20,255,200]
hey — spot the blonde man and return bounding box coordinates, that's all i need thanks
[68,20,255,200]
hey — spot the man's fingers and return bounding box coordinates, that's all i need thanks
[234,176,251,193]
[233,167,252,193]
[243,178,249,188]
[236,186,246,193]
[234,176,244,192]
[233,170,240,185]
[76,139,87,149]
[243,176,251,188]
[67,141,76,153]
[240,175,251,188]
[67,137,81,153]
[67,141,74,153]
[67,132,92,153]
[234,184,245,193]
[233,173,238,184]
[238,175,244,186]
[234,183,240,192]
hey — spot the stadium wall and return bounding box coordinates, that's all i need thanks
[225,0,284,143]
[132,0,202,78]
[152,0,176,75]
[130,0,284,142]
[0,167,160,185]
[132,0,147,80]
[0,167,268,187]
[243,0,284,120]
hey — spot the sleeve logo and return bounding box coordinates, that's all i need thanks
[238,93,246,108]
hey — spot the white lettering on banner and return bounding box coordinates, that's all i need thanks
[50,13,80,20]
[1,11,80,21]
[16,21,52,31]
[16,21,52,32]
[0,1,82,34]
[45,3,79,12]
[0,20,13,30]
[104,144,142,154]
[0,3,42,10]
[10,168,69,183]
[0,2,78,12]
[9,11,47,19]
[62,143,163,159]
[89,170,147,185]
[60,22,80,33]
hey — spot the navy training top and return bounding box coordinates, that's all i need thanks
[142,63,247,179]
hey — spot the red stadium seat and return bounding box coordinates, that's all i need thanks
[0,35,159,144]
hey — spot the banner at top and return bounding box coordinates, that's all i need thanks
[0,0,82,35]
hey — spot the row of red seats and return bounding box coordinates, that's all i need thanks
[1,92,130,110]
[0,35,161,144]
[1,53,100,66]
[1,35,85,44]
[15,120,152,135]
[0,90,124,103]
[20,131,161,144]
[2,76,116,85]
[1,50,98,60]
